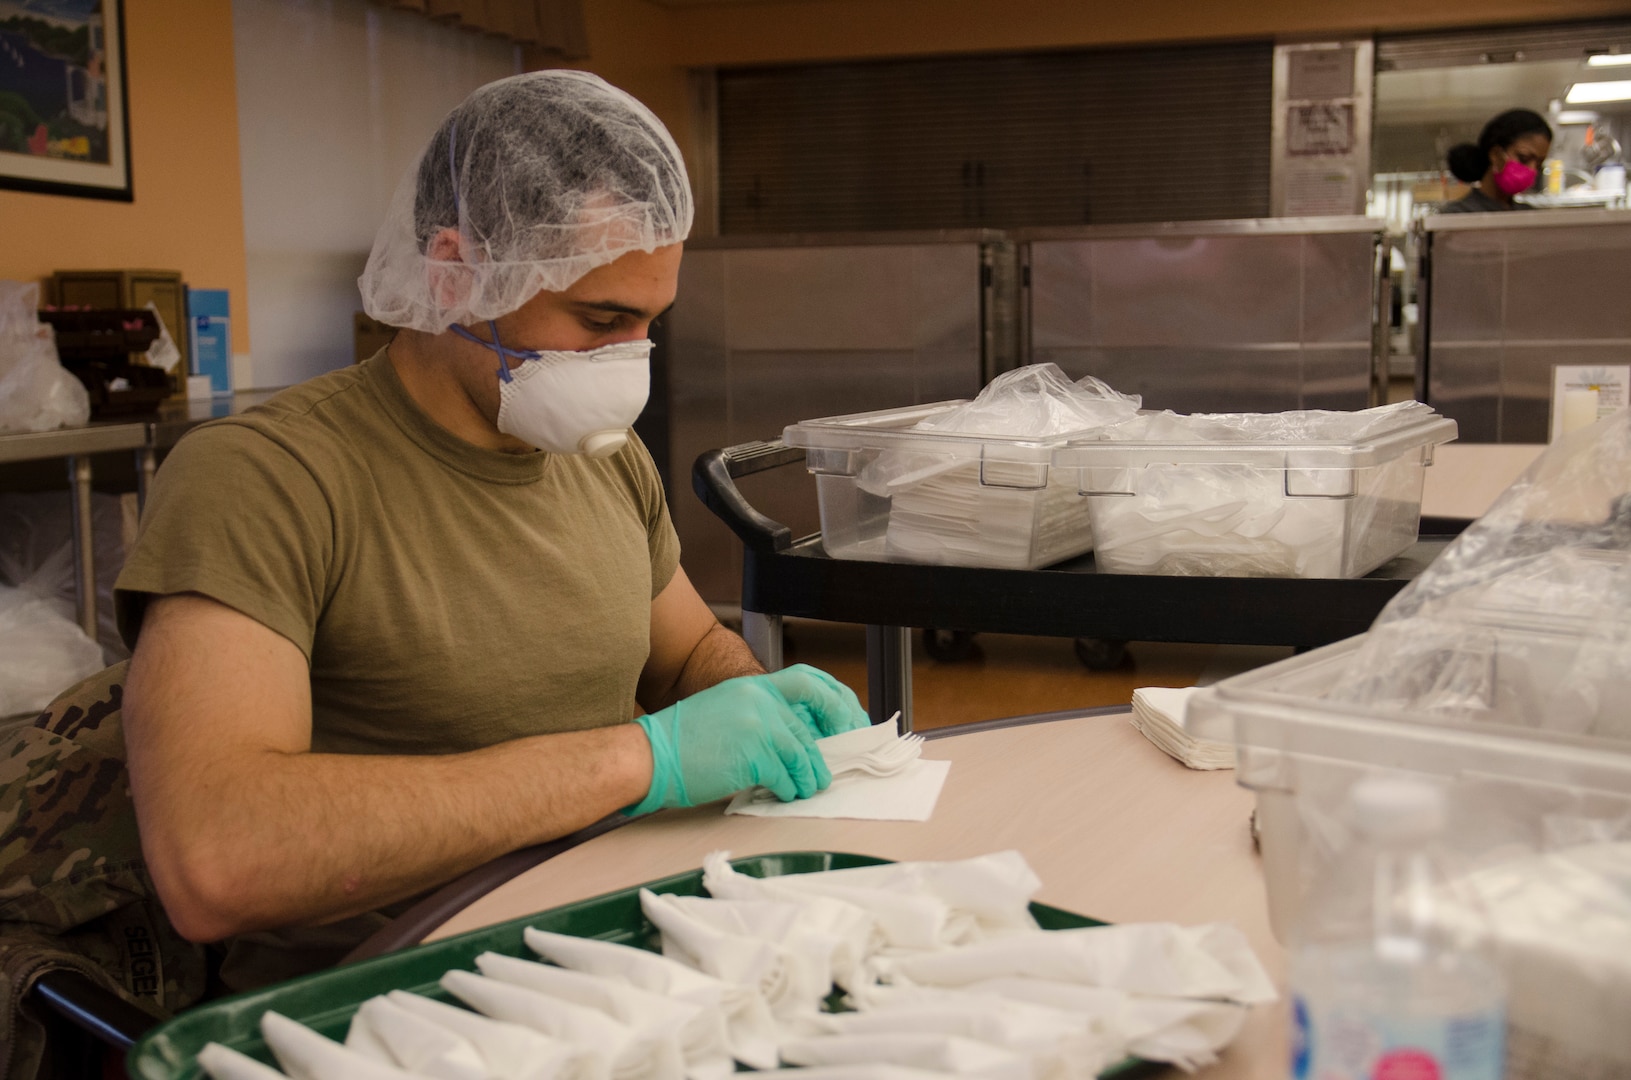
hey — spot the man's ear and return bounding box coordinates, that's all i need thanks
[426,227,473,311]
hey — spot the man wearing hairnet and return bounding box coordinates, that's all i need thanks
[113,71,867,991]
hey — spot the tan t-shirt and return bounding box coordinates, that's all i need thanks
[114,351,680,989]
[118,351,680,754]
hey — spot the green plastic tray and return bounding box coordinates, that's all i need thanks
[129,851,1158,1080]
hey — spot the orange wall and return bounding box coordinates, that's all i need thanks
[0,0,250,353]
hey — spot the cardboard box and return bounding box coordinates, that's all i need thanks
[187,288,232,396]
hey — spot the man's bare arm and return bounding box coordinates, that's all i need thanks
[123,593,654,944]
[636,567,763,712]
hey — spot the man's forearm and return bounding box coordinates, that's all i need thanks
[665,622,764,704]
[130,720,652,942]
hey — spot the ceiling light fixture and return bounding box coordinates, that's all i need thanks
[1566,80,1631,103]
[1587,54,1631,67]
[1555,110,1602,124]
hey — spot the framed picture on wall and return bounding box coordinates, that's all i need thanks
[0,0,132,201]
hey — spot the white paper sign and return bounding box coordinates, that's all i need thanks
[1551,364,1631,442]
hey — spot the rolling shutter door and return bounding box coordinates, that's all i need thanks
[717,40,1273,234]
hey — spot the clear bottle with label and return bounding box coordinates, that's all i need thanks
[1289,775,1505,1080]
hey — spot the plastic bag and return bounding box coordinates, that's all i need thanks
[0,280,90,434]
[1329,409,1631,739]
[1107,398,1436,444]
[0,542,105,717]
[0,491,132,664]
[910,364,1141,439]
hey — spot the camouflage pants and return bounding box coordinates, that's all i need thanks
[0,663,206,1080]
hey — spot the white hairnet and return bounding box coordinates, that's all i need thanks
[358,70,693,332]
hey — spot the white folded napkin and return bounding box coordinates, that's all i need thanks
[748,1069,965,1080]
[346,996,489,1080]
[341,1013,397,1068]
[638,888,825,1020]
[476,952,731,1080]
[745,850,1042,946]
[702,852,940,954]
[877,923,1276,1005]
[260,1010,422,1080]
[442,970,680,1080]
[1129,687,1234,770]
[197,1043,289,1080]
[726,761,951,822]
[683,865,880,991]
[385,990,605,1080]
[964,978,1248,1072]
[823,987,1116,1079]
[779,1033,1035,1080]
[523,927,780,1069]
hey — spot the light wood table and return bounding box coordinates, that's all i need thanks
[428,710,1289,1079]
[1421,443,1544,521]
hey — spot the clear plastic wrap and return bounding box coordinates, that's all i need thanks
[0,543,104,718]
[1329,409,1631,739]
[0,280,90,435]
[0,491,133,663]
[909,365,1141,439]
[1113,399,1436,445]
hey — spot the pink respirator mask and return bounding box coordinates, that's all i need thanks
[1495,160,1537,196]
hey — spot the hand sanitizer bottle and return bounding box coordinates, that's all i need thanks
[1289,775,1505,1080]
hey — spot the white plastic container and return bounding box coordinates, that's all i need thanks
[783,402,1107,570]
[1054,414,1458,578]
[1190,639,1631,1078]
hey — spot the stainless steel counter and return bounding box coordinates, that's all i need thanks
[1017,216,1387,414]
[1417,207,1631,442]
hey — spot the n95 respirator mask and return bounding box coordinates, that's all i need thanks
[452,322,651,457]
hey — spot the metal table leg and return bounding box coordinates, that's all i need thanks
[741,610,784,671]
[67,455,96,639]
[866,624,914,732]
[135,446,156,516]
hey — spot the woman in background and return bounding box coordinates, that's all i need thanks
[1440,109,1553,213]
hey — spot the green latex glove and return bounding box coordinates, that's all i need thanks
[629,674,833,815]
[763,664,870,738]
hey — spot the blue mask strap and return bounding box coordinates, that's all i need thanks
[449,321,540,384]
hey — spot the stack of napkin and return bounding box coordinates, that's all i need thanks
[1129,686,1234,770]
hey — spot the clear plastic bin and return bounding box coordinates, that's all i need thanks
[1189,638,1631,1078]
[1053,414,1459,578]
[783,402,1108,569]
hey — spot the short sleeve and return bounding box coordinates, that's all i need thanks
[115,422,334,659]
[621,433,680,599]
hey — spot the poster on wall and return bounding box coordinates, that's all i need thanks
[0,0,131,201]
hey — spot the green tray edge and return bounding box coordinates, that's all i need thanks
[128,850,1156,1080]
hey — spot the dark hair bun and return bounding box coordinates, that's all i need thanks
[1447,143,1488,184]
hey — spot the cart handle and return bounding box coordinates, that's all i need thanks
[692,440,806,553]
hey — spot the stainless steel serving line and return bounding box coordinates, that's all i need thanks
[1417,207,1631,443]
[1018,216,1389,414]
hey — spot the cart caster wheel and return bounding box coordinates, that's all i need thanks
[1073,637,1128,671]
[922,628,977,663]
